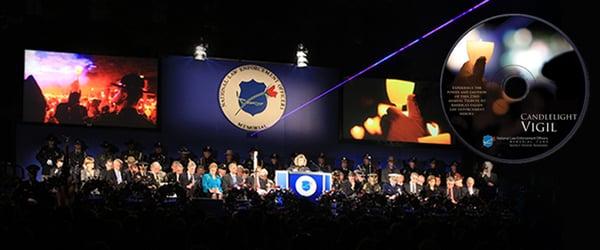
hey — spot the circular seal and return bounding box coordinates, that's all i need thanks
[219,65,286,131]
[295,175,318,197]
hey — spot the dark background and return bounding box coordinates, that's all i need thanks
[1,0,596,248]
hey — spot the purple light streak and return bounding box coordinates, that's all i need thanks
[252,0,491,136]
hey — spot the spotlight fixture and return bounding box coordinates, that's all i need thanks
[296,43,308,68]
[194,42,208,61]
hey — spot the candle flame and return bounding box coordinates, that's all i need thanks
[426,122,440,136]
[363,116,382,135]
[377,103,394,117]
[350,125,366,140]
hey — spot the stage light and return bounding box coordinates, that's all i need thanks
[296,43,308,68]
[194,43,208,61]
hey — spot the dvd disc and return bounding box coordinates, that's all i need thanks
[440,14,589,164]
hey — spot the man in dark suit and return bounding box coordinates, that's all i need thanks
[221,163,242,193]
[105,159,129,187]
[341,171,362,197]
[477,161,498,200]
[166,161,185,185]
[464,177,480,197]
[442,176,463,204]
[403,172,422,196]
[382,173,404,199]
[180,161,200,197]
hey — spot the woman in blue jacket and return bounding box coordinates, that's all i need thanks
[202,163,223,199]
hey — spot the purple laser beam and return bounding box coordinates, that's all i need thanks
[252,0,491,136]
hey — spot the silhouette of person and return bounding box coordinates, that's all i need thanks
[96,74,153,127]
[55,91,87,124]
[23,75,47,123]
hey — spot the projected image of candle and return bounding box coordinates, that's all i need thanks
[385,79,414,116]
[467,40,494,64]
[417,122,451,145]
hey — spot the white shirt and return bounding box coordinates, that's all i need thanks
[115,170,123,184]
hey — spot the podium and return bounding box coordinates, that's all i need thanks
[275,170,332,201]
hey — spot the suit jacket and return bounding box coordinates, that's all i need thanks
[221,173,242,192]
[421,186,441,198]
[382,182,404,196]
[180,172,199,188]
[441,186,464,201]
[149,171,166,186]
[105,169,129,186]
[166,172,184,185]
[403,182,423,195]
[341,180,362,197]
[463,187,479,197]
[80,169,101,183]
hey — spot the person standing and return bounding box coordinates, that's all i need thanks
[36,135,63,176]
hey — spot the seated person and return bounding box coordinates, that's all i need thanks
[221,163,243,193]
[362,173,382,194]
[421,175,440,200]
[148,161,166,188]
[80,156,100,183]
[464,177,479,197]
[404,172,423,196]
[341,171,362,197]
[331,170,345,191]
[105,159,129,187]
[382,173,404,199]
[166,161,185,184]
[442,176,462,204]
[202,163,223,199]
[248,168,274,195]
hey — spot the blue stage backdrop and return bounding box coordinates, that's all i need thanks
[16,56,464,174]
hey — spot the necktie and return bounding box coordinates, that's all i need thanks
[411,183,415,193]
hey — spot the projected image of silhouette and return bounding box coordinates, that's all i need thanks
[23,50,158,128]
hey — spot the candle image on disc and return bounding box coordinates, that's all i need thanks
[466,40,494,66]
[440,14,589,164]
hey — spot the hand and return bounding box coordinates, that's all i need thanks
[453,56,487,87]
[46,159,53,166]
[385,94,426,142]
